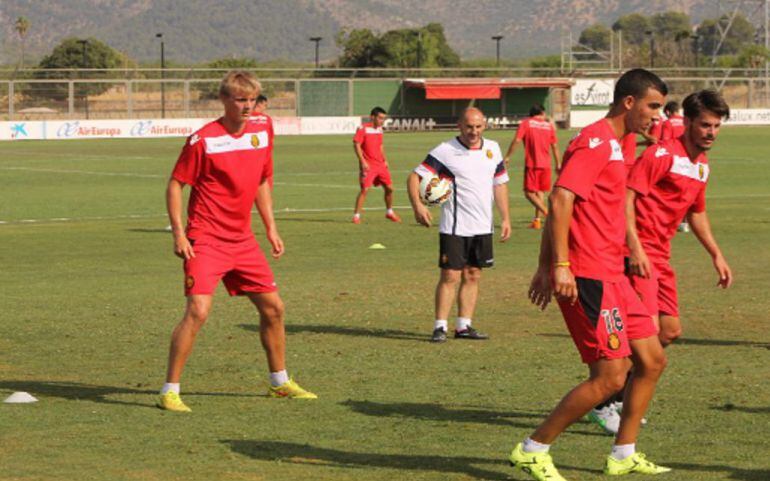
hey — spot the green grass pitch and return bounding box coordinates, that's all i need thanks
[0,127,768,480]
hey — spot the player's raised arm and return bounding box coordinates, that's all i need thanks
[687,210,732,288]
[407,172,432,227]
[166,178,194,260]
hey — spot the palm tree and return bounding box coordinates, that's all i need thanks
[15,16,30,67]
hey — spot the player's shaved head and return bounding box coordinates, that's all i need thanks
[457,107,486,148]
[459,107,485,124]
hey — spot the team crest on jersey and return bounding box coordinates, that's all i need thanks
[251,134,260,148]
[608,332,621,350]
[185,275,195,289]
[486,149,493,159]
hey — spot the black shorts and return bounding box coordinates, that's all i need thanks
[439,233,494,270]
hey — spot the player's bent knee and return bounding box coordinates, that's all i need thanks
[259,299,285,325]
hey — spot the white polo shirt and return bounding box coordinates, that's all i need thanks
[414,137,508,236]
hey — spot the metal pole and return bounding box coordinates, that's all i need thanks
[157,33,165,118]
[310,37,322,69]
[619,29,623,71]
[78,40,89,119]
[492,35,503,67]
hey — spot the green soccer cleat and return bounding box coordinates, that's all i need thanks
[509,442,568,481]
[268,378,318,399]
[605,452,671,475]
[157,391,192,412]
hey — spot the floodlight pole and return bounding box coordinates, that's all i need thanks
[646,30,655,68]
[492,35,503,67]
[310,37,322,69]
[156,33,165,118]
[77,39,89,119]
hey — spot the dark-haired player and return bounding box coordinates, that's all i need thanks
[509,69,670,479]
[352,107,400,224]
[504,104,561,229]
[627,89,733,349]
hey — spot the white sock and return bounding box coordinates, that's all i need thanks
[161,383,180,395]
[522,437,550,453]
[386,208,394,215]
[456,317,472,331]
[270,370,289,387]
[353,213,361,219]
[434,319,448,332]
[611,443,636,461]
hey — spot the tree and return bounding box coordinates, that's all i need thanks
[32,37,126,100]
[14,16,30,67]
[579,23,612,52]
[696,13,756,56]
[336,23,460,69]
[613,13,652,45]
[650,11,691,39]
[197,57,261,98]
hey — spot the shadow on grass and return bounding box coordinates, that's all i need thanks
[712,403,770,414]
[238,323,426,341]
[271,217,348,224]
[127,228,172,234]
[0,380,257,409]
[537,333,770,349]
[340,400,607,437]
[222,439,510,480]
[667,462,770,481]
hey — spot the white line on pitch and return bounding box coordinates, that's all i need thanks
[0,205,413,226]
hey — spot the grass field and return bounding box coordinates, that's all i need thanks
[0,127,768,481]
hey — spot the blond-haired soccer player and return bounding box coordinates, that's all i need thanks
[158,71,316,412]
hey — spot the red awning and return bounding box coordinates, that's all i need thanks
[425,85,501,100]
[405,78,574,100]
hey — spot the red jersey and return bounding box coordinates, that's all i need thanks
[353,122,385,164]
[516,115,557,168]
[660,114,685,141]
[621,133,638,174]
[556,119,627,281]
[172,118,274,242]
[628,137,708,261]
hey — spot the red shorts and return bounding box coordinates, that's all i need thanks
[360,164,392,189]
[559,276,657,364]
[524,167,551,192]
[628,260,679,317]
[183,236,276,296]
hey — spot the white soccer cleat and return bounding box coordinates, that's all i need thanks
[588,405,620,434]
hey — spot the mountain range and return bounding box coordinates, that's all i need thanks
[0,0,727,65]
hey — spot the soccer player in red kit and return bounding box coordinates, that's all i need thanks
[158,71,316,412]
[627,90,733,348]
[352,106,400,224]
[509,69,670,480]
[660,100,685,141]
[504,104,561,229]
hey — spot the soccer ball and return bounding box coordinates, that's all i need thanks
[419,175,452,206]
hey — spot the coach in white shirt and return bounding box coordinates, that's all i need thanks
[407,107,511,343]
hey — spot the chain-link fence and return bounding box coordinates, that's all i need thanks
[2,68,769,121]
